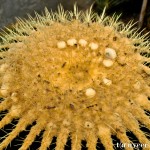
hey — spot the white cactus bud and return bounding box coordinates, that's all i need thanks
[105,48,117,59]
[67,38,77,46]
[78,39,88,47]
[103,59,114,67]
[89,42,99,50]
[85,88,96,98]
[57,41,66,49]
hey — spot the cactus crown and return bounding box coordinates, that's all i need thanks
[0,4,150,150]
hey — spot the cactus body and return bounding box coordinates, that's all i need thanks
[0,5,150,150]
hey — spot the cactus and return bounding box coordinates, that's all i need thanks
[0,4,150,150]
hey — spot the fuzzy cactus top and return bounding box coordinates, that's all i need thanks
[0,5,150,150]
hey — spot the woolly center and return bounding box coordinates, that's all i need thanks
[0,22,148,130]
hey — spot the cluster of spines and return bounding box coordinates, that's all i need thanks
[0,4,149,52]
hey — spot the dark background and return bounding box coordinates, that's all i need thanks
[0,0,93,29]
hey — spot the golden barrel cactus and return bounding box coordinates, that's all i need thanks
[0,5,150,150]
